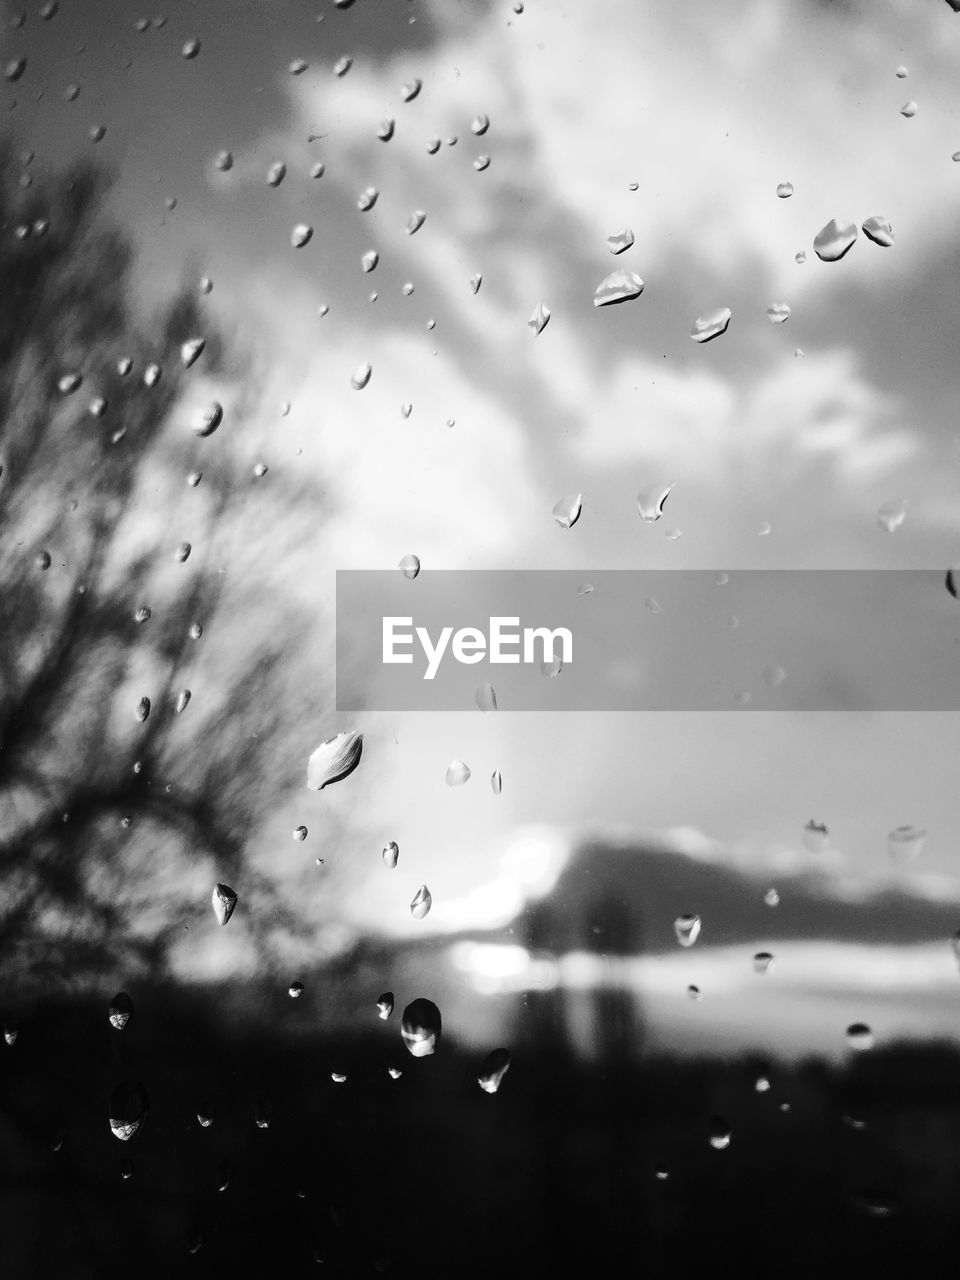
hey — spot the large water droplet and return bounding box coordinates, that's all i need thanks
[445,760,471,786]
[674,915,701,947]
[401,998,441,1056]
[813,218,857,262]
[887,824,926,863]
[636,482,671,522]
[377,992,394,1020]
[895,65,908,78]
[593,270,644,307]
[528,302,550,335]
[476,683,498,712]
[307,731,363,790]
[477,1048,511,1093]
[690,307,731,343]
[862,216,894,247]
[846,1022,874,1051]
[553,493,582,528]
[876,499,906,533]
[292,223,313,248]
[606,227,634,254]
[109,1081,148,1141]
[382,841,399,869]
[410,886,432,920]
[212,883,238,926]
[108,992,134,1030]
[192,402,223,437]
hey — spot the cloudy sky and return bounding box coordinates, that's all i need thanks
[7,0,960,1046]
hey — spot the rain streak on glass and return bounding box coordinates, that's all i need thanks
[401,998,441,1056]
[410,885,433,919]
[552,493,582,528]
[399,554,420,579]
[813,218,858,262]
[593,270,644,306]
[528,302,551,335]
[690,307,731,343]
[382,841,399,869]
[476,682,498,712]
[674,914,702,947]
[477,1048,512,1094]
[887,825,927,864]
[445,760,471,786]
[636,482,671,522]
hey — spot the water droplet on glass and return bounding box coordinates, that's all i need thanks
[709,1119,732,1150]
[401,998,441,1056]
[293,825,308,841]
[307,731,363,790]
[401,78,422,101]
[89,124,106,142]
[552,493,581,528]
[410,886,433,920]
[382,841,399,869]
[387,1066,403,1079]
[764,888,780,907]
[753,951,775,975]
[351,363,372,390]
[813,218,857,262]
[528,302,550,335]
[491,770,502,795]
[469,274,482,294]
[291,223,313,248]
[895,65,908,78]
[477,1048,511,1093]
[267,160,286,187]
[542,656,562,677]
[58,372,82,394]
[399,553,420,579]
[186,471,202,488]
[862,215,894,247]
[174,542,191,564]
[108,992,134,1030]
[357,186,378,211]
[377,992,394,1020]
[762,663,785,688]
[361,249,379,273]
[214,149,233,172]
[802,819,830,852]
[690,307,731,343]
[120,1159,134,1180]
[109,1082,148,1142]
[212,883,238,926]
[776,181,794,198]
[288,981,304,998]
[594,270,644,307]
[334,55,352,77]
[401,281,415,296]
[900,100,918,117]
[311,161,325,178]
[877,499,906,533]
[473,154,491,171]
[687,984,701,1000]
[135,697,150,724]
[143,363,162,388]
[470,113,490,136]
[406,210,426,235]
[5,58,26,82]
[445,760,471,786]
[606,227,634,254]
[217,1161,231,1191]
[426,137,441,154]
[766,302,791,324]
[636,482,671,522]
[476,683,498,712]
[199,276,213,295]
[674,914,701,948]
[180,337,205,368]
[3,1025,18,1047]
[377,118,395,141]
[887,824,926,864]
[846,1022,874,1051]
[193,402,223,437]
[175,689,191,714]
[35,550,51,571]
[181,39,200,59]
[189,622,203,640]
[289,58,308,75]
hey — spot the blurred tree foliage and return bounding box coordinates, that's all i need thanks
[0,150,329,992]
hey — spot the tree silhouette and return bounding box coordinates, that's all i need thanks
[0,150,328,994]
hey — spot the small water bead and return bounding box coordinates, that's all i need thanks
[767,302,790,324]
[445,760,471,786]
[553,492,581,528]
[217,1162,231,1191]
[644,597,662,614]
[776,181,794,198]
[134,605,151,624]
[813,218,857,262]
[709,1120,732,1150]
[377,992,394,1020]
[401,281,415,296]
[212,883,238,926]
[690,307,731,342]
[762,663,786,688]
[953,151,960,163]
[636,482,671,522]
[291,223,313,248]
[89,124,106,142]
[382,841,399,869]
[89,395,108,416]
[180,337,205,368]
[764,888,780,907]
[40,1,59,16]
[947,566,960,599]
[406,210,426,235]
[900,100,918,117]
[135,697,150,723]
[757,521,773,536]
[331,1069,348,1083]
[351,363,372,390]
[193,402,222,437]
[795,250,806,265]
[477,1048,511,1094]
[606,227,634,254]
[895,65,908,78]
[186,471,202,487]
[410,885,432,919]
[401,998,441,1056]
[266,161,286,187]
[318,304,329,317]
[399,554,420,579]
[292,826,309,844]
[846,1022,874,1051]
[143,363,162,388]
[594,270,644,306]
[189,622,203,639]
[877,499,906,533]
[427,137,441,154]
[288,981,304,998]
[306,731,363,790]
[58,372,82,394]
[387,1066,403,1080]
[199,276,213,294]
[3,1026,18,1047]
[289,58,308,75]
[108,992,134,1030]
[755,1076,771,1093]
[491,770,502,795]
[378,118,395,141]
[887,824,927,863]
[310,161,325,178]
[473,155,490,171]
[35,550,51,571]
[862,215,894,247]
[361,249,379,272]
[687,984,701,1000]
[333,55,352,76]
[476,683,498,712]
[401,78,422,101]
[5,58,27,81]
[165,197,178,211]
[674,914,701,947]
[542,656,562,678]
[357,186,378,211]
[109,1082,148,1142]
[214,150,233,172]
[752,951,775,975]
[528,301,550,335]
[64,83,80,102]
[175,689,191,714]
[802,819,830,852]
[120,1160,134,1181]
[181,39,200,59]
